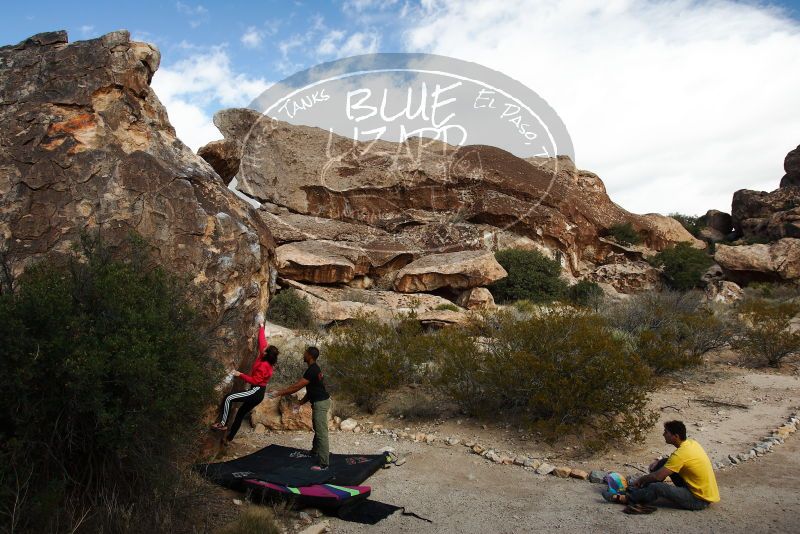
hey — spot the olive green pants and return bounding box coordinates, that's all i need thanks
[311,398,331,467]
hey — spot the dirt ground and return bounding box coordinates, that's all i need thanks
[218,361,800,533]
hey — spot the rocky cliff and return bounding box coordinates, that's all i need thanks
[0,31,276,371]
[199,108,702,305]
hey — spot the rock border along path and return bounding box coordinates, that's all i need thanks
[330,412,799,484]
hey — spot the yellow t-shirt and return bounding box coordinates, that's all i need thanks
[664,438,720,503]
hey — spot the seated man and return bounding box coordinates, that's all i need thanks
[603,420,720,511]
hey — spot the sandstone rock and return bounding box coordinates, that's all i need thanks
[715,238,800,281]
[223,117,697,275]
[639,213,706,250]
[780,144,800,188]
[275,240,416,284]
[552,466,572,478]
[280,279,469,325]
[456,287,496,310]
[524,458,542,469]
[588,470,607,484]
[197,139,240,185]
[698,227,726,243]
[472,445,485,455]
[704,280,743,304]
[535,463,555,475]
[701,264,725,285]
[393,250,507,293]
[0,31,274,382]
[339,418,358,432]
[250,392,313,431]
[485,451,502,463]
[585,261,662,293]
[259,208,392,245]
[569,469,589,480]
[254,423,267,434]
[732,187,800,240]
[704,210,733,235]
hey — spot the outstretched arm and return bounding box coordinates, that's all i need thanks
[270,377,309,398]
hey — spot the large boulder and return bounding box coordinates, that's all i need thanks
[585,261,662,293]
[279,279,469,325]
[214,111,700,274]
[393,250,507,293]
[197,139,240,185]
[780,144,800,188]
[259,204,390,244]
[0,31,275,372]
[456,287,496,310]
[275,239,417,284]
[714,238,800,282]
[704,210,733,235]
[732,188,800,240]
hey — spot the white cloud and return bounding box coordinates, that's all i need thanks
[176,1,209,28]
[151,47,271,151]
[241,26,263,48]
[315,29,380,58]
[400,0,800,215]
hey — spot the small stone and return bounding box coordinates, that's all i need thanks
[524,458,542,469]
[501,456,514,465]
[536,463,555,475]
[570,469,589,480]
[233,499,243,506]
[299,512,313,525]
[465,440,477,448]
[728,454,739,464]
[254,423,267,434]
[552,466,571,478]
[589,470,606,484]
[333,416,342,425]
[354,426,362,434]
[372,424,383,432]
[737,452,749,462]
[447,437,461,446]
[473,445,485,455]
[425,434,436,444]
[415,432,426,442]
[395,457,407,466]
[486,451,502,463]
[513,456,527,466]
[339,418,358,432]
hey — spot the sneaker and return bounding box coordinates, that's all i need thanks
[310,465,328,471]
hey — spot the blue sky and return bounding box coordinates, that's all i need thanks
[2,1,800,215]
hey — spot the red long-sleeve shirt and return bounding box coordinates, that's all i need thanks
[238,325,273,387]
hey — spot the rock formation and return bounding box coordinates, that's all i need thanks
[714,239,800,283]
[780,144,800,188]
[0,31,275,372]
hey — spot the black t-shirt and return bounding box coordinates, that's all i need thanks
[303,363,330,402]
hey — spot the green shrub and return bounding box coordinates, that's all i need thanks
[669,212,703,237]
[731,298,800,367]
[489,249,567,304]
[0,235,219,533]
[567,280,604,309]
[435,302,460,312]
[266,289,315,329]
[435,309,656,447]
[605,291,729,374]
[608,222,643,245]
[323,317,434,412]
[650,242,714,291]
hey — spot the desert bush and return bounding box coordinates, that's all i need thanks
[489,249,567,303]
[731,298,800,367]
[0,234,220,533]
[434,302,461,312]
[745,281,800,301]
[650,242,714,291]
[669,212,703,237]
[605,291,730,374]
[435,309,656,446]
[566,280,604,309]
[266,289,315,329]
[217,506,280,534]
[607,222,643,245]
[390,394,443,421]
[323,317,436,412]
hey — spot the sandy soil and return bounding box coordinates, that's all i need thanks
[220,362,800,533]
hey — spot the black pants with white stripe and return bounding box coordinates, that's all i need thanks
[219,386,265,441]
